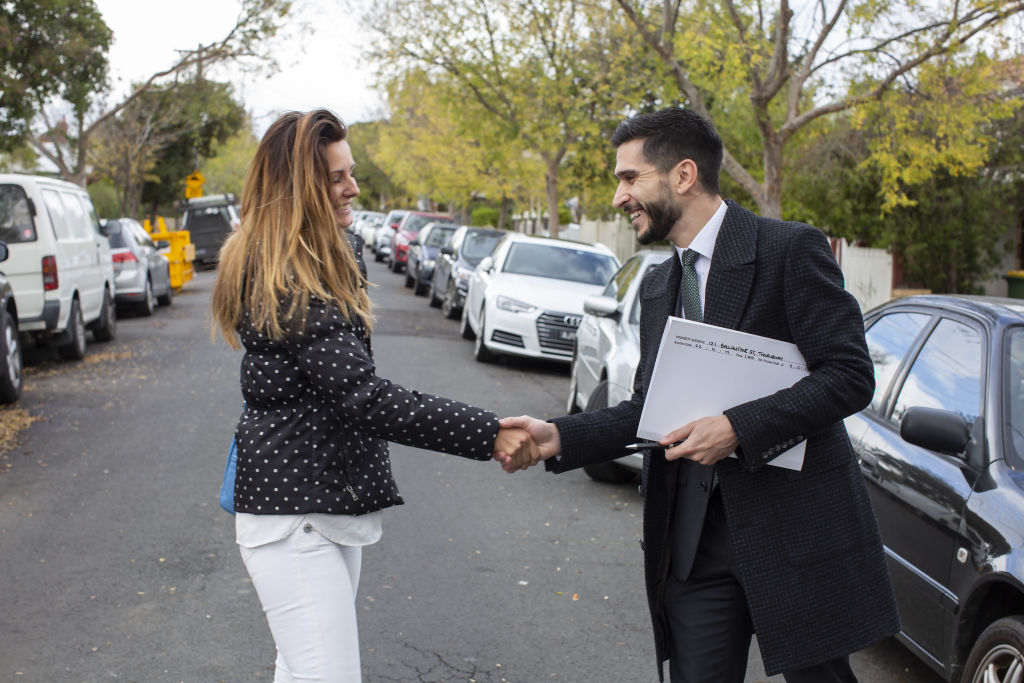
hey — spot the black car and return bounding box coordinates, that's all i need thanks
[178,194,240,268]
[428,225,505,317]
[846,294,1024,683]
[405,222,457,296]
[0,241,22,403]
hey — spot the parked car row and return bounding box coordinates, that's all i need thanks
[0,173,180,405]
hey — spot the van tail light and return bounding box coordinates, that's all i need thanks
[112,251,137,263]
[42,255,58,291]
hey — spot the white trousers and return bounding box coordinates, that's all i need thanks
[240,524,363,683]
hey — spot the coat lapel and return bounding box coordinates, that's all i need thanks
[704,200,757,331]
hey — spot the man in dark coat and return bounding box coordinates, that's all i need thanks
[499,107,899,682]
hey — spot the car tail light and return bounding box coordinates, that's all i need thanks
[113,251,137,263]
[42,255,58,291]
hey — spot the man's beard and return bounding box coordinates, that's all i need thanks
[635,187,680,245]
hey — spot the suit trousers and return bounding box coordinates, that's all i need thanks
[665,489,859,683]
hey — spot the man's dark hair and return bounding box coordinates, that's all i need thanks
[610,107,723,196]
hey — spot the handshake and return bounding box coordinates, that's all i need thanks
[491,416,562,473]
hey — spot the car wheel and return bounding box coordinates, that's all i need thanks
[963,616,1024,683]
[413,272,428,296]
[443,279,460,320]
[427,278,442,308]
[460,303,476,340]
[581,381,637,484]
[91,288,117,342]
[390,257,402,273]
[567,347,582,414]
[0,306,22,403]
[157,273,173,306]
[473,311,496,363]
[374,250,384,263]
[138,278,155,317]
[58,299,87,360]
[404,268,415,288]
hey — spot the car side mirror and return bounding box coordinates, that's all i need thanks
[478,256,494,273]
[0,242,7,262]
[583,295,620,320]
[409,239,420,247]
[101,221,122,237]
[899,406,971,456]
[440,246,453,256]
[390,223,399,231]
[155,240,170,250]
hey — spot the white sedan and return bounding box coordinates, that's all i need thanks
[461,232,619,364]
[566,249,672,482]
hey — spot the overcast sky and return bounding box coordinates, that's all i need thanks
[94,0,385,134]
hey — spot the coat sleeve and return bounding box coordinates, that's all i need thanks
[286,299,499,461]
[723,226,874,471]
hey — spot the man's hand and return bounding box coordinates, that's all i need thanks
[662,415,738,466]
[493,427,539,472]
[495,416,561,472]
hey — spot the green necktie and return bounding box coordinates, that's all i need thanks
[679,249,702,322]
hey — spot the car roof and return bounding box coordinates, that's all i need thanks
[501,231,617,257]
[180,194,237,209]
[872,294,1024,325]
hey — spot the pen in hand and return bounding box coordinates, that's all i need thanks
[625,439,685,452]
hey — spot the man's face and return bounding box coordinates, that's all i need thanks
[612,139,680,245]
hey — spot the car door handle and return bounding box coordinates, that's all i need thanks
[858,454,878,474]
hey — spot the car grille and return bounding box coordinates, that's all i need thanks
[490,329,525,348]
[536,311,582,355]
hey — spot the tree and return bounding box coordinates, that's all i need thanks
[26,0,291,186]
[89,79,246,218]
[0,0,111,152]
[199,122,261,199]
[363,0,652,233]
[616,0,1024,218]
[345,120,406,211]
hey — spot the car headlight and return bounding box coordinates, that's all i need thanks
[496,295,537,314]
[423,259,435,269]
[456,267,473,282]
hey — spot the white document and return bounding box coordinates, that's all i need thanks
[637,317,810,470]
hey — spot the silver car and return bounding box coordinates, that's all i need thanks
[567,249,672,482]
[105,218,173,316]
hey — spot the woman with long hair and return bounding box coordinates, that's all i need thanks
[211,109,534,682]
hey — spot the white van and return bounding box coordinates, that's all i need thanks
[0,174,116,359]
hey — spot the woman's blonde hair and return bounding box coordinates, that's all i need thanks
[211,109,373,349]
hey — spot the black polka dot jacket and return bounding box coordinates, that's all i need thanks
[232,295,500,516]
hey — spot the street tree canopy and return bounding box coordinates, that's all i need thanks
[0,0,111,153]
[618,0,1024,218]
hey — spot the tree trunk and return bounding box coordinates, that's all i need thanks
[498,195,509,230]
[544,152,564,236]
[761,139,784,219]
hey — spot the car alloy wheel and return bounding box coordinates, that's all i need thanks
[443,279,460,320]
[92,288,117,342]
[473,311,496,363]
[0,306,22,403]
[965,616,1024,683]
[460,303,475,340]
[58,299,87,360]
[427,278,442,308]
[138,278,155,316]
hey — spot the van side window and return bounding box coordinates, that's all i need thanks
[42,189,72,240]
[60,191,89,239]
[80,197,102,236]
[0,184,37,243]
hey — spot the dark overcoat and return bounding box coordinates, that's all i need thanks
[549,201,899,677]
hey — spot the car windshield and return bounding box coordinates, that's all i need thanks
[1007,327,1024,467]
[462,232,503,263]
[501,242,618,285]
[0,184,37,243]
[404,214,447,234]
[424,225,456,247]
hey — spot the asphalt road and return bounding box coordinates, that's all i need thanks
[0,255,945,683]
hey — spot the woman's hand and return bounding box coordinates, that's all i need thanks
[493,427,540,473]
